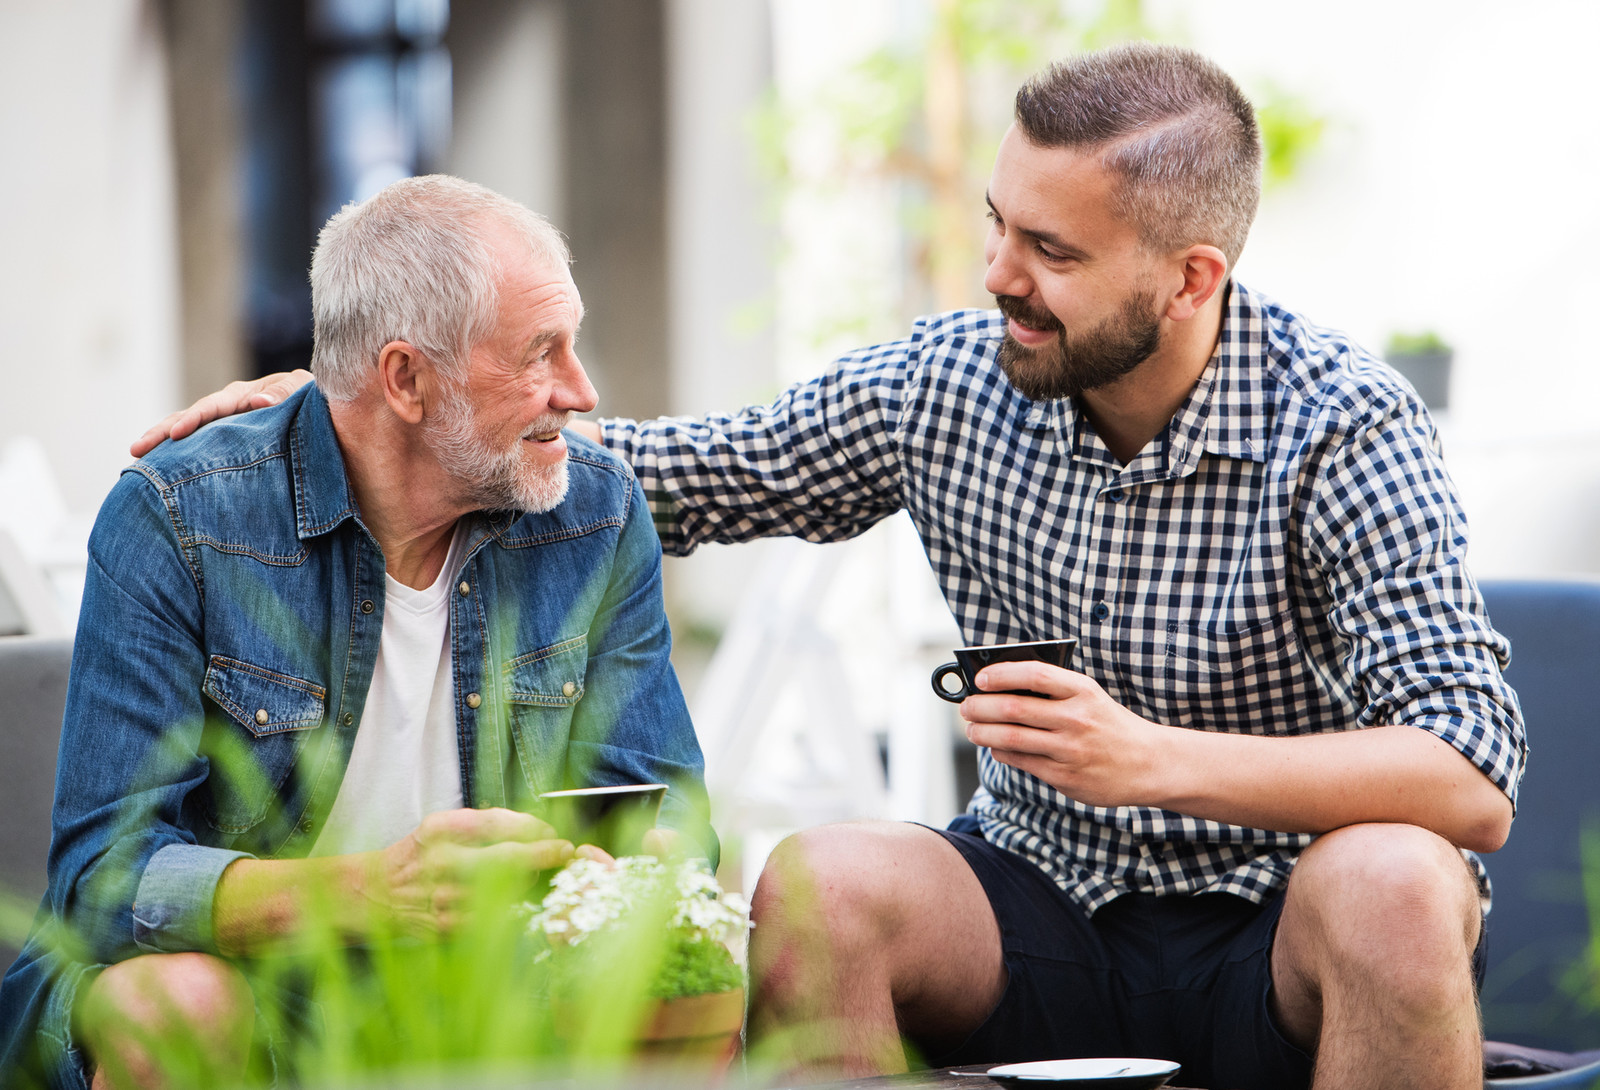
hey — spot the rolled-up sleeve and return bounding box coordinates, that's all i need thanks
[1305,397,1527,806]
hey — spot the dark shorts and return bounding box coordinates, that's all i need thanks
[924,819,1489,1090]
[919,819,1313,1090]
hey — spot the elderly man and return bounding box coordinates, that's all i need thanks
[0,175,713,1089]
[128,44,1524,1090]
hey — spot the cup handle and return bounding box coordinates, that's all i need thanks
[931,662,969,703]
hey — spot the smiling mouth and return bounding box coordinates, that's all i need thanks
[525,431,562,442]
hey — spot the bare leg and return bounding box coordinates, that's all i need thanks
[746,821,1007,1080]
[1271,823,1483,1090]
[75,952,255,1090]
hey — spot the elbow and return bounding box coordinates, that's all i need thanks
[1456,788,1514,854]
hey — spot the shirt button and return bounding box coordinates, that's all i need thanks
[255,709,269,725]
[562,681,577,698]
[298,818,314,834]
[458,581,471,596]
[1092,602,1111,621]
[466,692,482,709]
[360,599,375,614]
[1107,488,1125,502]
[341,712,354,727]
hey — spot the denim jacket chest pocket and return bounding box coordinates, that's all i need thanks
[200,655,327,834]
[504,635,587,795]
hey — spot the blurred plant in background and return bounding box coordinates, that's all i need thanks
[754,0,1328,342]
[1567,823,1600,1020]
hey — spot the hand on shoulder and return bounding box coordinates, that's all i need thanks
[130,370,314,457]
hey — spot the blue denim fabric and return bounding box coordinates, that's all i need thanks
[0,384,713,1086]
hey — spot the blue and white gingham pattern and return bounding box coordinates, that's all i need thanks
[603,282,1527,914]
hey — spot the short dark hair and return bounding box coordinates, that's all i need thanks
[1014,42,1261,269]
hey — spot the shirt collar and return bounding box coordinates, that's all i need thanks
[288,383,364,540]
[1176,279,1273,470]
[1035,282,1271,479]
[287,382,521,544]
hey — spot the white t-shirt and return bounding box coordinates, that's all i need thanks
[310,524,469,857]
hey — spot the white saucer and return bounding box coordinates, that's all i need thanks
[985,1058,1181,1087]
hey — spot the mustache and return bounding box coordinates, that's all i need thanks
[521,413,572,439]
[994,294,1063,334]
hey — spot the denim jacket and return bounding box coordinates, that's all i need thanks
[0,383,713,1081]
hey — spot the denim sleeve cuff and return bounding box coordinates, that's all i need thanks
[131,843,253,954]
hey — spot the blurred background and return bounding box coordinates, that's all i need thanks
[3,0,1598,900]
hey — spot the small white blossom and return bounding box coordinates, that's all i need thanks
[525,855,752,951]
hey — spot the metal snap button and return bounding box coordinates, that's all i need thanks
[360,599,375,614]
[255,709,269,725]
[562,681,577,698]
[458,582,470,596]
[341,712,354,727]
[466,692,482,709]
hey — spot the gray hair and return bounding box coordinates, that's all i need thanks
[310,175,571,400]
[1014,43,1262,270]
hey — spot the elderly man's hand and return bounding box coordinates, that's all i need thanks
[130,370,313,458]
[373,807,580,938]
[958,661,1164,809]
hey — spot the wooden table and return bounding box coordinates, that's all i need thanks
[771,1065,1198,1090]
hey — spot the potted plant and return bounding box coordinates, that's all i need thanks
[1384,330,1454,411]
[525,855,752,1065]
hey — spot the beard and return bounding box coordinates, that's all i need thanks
[994,287,1163,401]
[424,379,570,514]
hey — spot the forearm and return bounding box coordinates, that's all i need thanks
[597,358,906,555]
[1146,723,1513,852]
[212,852,382,957]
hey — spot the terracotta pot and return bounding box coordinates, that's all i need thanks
[637,987,745,1068]
[552,987,746,1073]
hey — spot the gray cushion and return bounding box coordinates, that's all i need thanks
[0,636,70,971]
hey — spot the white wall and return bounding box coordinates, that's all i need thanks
[0,0,180,515]
[1184,0,1600,576]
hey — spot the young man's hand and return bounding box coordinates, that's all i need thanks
[130,370,313,457]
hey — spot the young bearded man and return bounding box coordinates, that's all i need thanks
[2,176,713,1089]
[130,44,1523,1090]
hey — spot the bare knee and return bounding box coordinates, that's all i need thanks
[78,953,254,1089]
[1281,823,1480,1000]
[751,823,910,957]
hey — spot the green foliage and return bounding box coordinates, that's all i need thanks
[1385,330,1453,357]
[651,934,744,1001]
[528,856,751,1002]
[750,0,1329,339]
[1253,82,1329,190]
[1573,821,1600,1014]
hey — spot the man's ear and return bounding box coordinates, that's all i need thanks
[377,341,429,425]
[1163,245,1229,322]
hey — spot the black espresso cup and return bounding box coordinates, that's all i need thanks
[537,783,668,855]
[930,638,1078,703]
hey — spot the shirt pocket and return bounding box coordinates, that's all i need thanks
[504,635,588,795]
[200,656,327,833]
[1163,613,1303,734]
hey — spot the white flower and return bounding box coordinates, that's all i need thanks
[525,855,752,949]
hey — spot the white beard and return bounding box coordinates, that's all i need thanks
[424,380,570,514]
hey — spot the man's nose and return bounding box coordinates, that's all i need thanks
[554,355,599,415]
[982,235,1030,300]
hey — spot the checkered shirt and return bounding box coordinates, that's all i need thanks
[602,281,1527,914]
